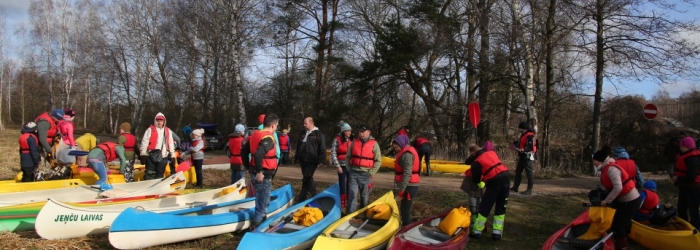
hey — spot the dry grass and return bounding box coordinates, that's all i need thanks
[0,128,21,180]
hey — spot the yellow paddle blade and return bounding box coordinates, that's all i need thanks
[578,206,616,240]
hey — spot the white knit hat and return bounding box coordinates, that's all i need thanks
[192,128,204,136]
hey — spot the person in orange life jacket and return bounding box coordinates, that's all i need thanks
[34,109,64,159]
[241,114,280,230]
[294,117,327,203]
[139,113,176,180]
[672,136,700,229]
[279,128,291,165]
[345,124,382,214]
[397,125,410,136]
[468,144,510,240]
[592,147,641,250]
[511,122,536,195]
[257,114,281,162]
[228,124,247,184]
[612,147,644,188]
[462,141,493,226]
[117,122,137,182]
[19,122,41,182]
[634,180,660,221]
[56,108,77,165]
[87,142,127,189]
[412,136,433,176]
[392,135,420,226]
[331,121,354,209]
[188,128,206,188]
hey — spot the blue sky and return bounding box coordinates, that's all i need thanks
[1,0,697,100]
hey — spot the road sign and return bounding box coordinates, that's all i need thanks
[468,102,481,128]
[643,103,658,120]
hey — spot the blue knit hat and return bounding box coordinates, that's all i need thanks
[50,109,65,120]
[234,124,245,133]
[613,147,630,159]
[643,180,657,191]
[339,121,351,132]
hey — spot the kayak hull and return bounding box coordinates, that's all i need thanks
[629,217,700,250]
[542,210,614,250]
[387,210,468,250]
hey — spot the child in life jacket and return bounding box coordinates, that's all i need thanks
[634,180,660,221]
[19,122,41,182]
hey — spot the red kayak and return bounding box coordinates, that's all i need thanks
[542,210,614,250]
[73,193,180,205]
[387,210,468,250]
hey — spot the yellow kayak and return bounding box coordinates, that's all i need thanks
[629,217,700,250]
[313,191,400,250]
[326,151,468,174]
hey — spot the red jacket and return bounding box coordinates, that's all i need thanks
[34,112,58,146]
[249,130,278,170]
[474,151,508,182]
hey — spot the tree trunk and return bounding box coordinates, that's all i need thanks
[477,0,492,143]
[510,0,538,133]
[592,0,605,152]
[542,0,557,168]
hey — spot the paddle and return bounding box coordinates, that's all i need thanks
[588,232,613,250]
[349,209,377,239]
[266,214,295,233]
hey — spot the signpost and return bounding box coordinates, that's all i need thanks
[643,104,658,120]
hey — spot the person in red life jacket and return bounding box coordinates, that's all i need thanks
[331,121,353,209]
[392,135,420,226]
[469,143,510,240]
[139,112,176,180]
[592,146,641,250]
[279,128,291,165]
[19,122,41,182]
[117,122,137,182]
[511,122,536,195]
[87,142,128,190]
[34,108,64,159]
[55,108,77,165]
[462,141,493,226]
[188,128,206,188]
[294,117,327,203]
[634,180,660,221]
[345,124,382,214]
[397,125,410,136]
[241,114,280,231]
[672,136,700,229]
[412,136,433,176]
[228,124,247,184]
[612,147,644,188]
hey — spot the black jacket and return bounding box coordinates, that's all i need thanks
[470,150,510,187]
[676,150,700,186]
[295,129,326,164]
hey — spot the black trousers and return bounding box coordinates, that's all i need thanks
[145,156,168,180]
[193,159,203,187]
[678,187,700,229]
[479,183,510,217]
[610,197,642,242]
[417,144,432,167]
[21,166,35,182]
[513,158,534,191]
[400,186,419,226]
[298,162,318,201]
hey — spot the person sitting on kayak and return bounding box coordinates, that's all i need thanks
[392,134,420,226]
[19,122,41,182]
[87,142,128,189]
[634,180,660,221]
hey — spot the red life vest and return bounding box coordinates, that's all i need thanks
[519,131,536,153]
[97,142,118,162]
[474,151,508,182]
[120,133,136,152]
[600,163,636,198]
[249,130,278,170]
[415,137,430,147]
[146,125,171,151]
[615,158,637,181]
[19,133,38,154]
[350,138,376,168]
[34,112,58,145]
[228,136,244,164]
[394,146,420,184]
[335,135,351,161]
[278,134,289,151]
[639,189,659,215]
[674,149,700,183]
[192,139,206,152]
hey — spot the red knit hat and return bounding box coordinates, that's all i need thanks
[258,114,266,124]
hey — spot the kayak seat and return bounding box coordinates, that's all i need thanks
[330,228,374,239]
[402,234,442,245]
[276,223,307,233]
[418,226,452,242]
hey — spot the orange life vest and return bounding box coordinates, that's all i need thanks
[600,163,636,198]
[674,149,700,183]
[278,134,289,151]
[615,158,637,181]
[146,125,171,151]
[192,139,206,152]
[120,133,136,152]
[228,136,244,164]
[415,137,430,147]
[97,142,118,162]
[19,133,38,154]
[350,138,376,168]
[335,135,351,161]
[394,146,420,183]
[474,151,508,182]
[34,112,58,145]
[249,130,278,170]
[639,189,659,215]
[519,131,536,153]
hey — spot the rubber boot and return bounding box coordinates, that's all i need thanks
[341,194,347,209]
[426,164,432,176]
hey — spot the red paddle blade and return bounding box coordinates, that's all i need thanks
[176,160,192,172]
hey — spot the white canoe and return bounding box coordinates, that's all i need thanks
[0,172,188,207]
[35,179,247,240]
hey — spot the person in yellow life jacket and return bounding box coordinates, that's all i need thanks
[392,135,420,226]
[228,124,247,184]
[331,121,353,209]
[672,136,700,229]
[511,122,536,195]
[19,122,41,182]
[75,132,100,152]
[34,109,64,158]
[87,142,128,189]
[592,146,641,250]
[241,114,279,231]
[345,124,382,214]
[634,180,660,221]
[468,144,510,240]
[189,129,206,188]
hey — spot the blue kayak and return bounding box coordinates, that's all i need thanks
[237,183,341,250]
[108,184,294,249]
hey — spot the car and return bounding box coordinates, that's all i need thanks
[196,122,225,150]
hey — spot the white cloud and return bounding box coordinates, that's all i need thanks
[0,0,30,20]
[657,81,698,98]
